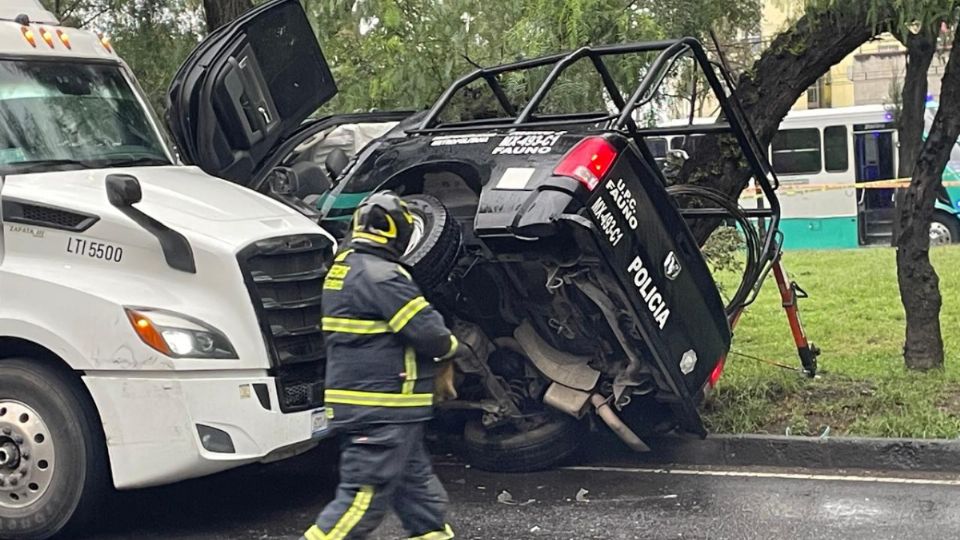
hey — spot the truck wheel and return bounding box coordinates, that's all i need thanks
[0,359,108,539]
[402,194,461,291]
[462,414,584,473]
[930,213,959,246]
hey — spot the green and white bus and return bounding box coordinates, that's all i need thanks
[652,104,960,249]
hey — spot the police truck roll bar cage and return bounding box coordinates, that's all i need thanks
[411,38,783,319]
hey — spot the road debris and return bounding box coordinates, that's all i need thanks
[496,490,536,505]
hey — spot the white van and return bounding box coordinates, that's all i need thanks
[0,2,346,537]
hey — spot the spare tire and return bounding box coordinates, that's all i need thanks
[401,194,461,291]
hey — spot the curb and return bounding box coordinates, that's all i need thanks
[588,434,960,472]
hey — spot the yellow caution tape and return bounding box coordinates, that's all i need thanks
[738,179,960,200]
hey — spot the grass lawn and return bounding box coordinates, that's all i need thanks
[703,245,960,439]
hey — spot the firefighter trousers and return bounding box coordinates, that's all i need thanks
[302,422,454,540]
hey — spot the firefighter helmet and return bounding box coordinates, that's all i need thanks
[350,191,416,257]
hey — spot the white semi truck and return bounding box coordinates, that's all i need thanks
[0,2,344,537]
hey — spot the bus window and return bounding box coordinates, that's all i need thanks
[771,128,821,175]
[670,136,685,150]
[647,137,667,158]
[824,125,849,172]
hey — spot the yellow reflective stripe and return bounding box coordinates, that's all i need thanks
[353,231,388,244]
[304,525,326,540]
[389,296,429,332]
[322,317,390,334]
[325,389,433,407]
[327,263,351,279]
[334,249,354,262]
[408,524,455,540]
[402,346,417,394]
[396,265,413,280]
[438,335,459,361]
[323,279,345,291]
[328,485,374,540]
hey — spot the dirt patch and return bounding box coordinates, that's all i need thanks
[934,384,960,416]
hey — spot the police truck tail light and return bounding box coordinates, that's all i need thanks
[20,27,36,48]
[39,27,54,48]
[707,355,726,388]
[125,308,237,359]
[553,137,618,191]
[57,30,71,49]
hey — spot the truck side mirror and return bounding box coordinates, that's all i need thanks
[105,173,196,274]
[105,174,143,207]
[325,148,349,180]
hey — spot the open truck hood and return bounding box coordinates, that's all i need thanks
[166,0,337,186]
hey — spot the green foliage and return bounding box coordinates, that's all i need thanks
[35,0,761,117]
[702,225,746,275]
[110,7,203,114]
[307,0,761,113]
[795,0,958,36]
[39,0,203,115]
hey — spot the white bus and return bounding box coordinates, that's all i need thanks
[652,104,960,249]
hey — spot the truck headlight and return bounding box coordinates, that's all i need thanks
[125,308,238,359]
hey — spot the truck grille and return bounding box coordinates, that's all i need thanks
[238,234,332,412]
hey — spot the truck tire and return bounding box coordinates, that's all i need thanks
[462,414,584,473]
[401,194,461,291]
[0,358,108,539]
[930,213,959,246]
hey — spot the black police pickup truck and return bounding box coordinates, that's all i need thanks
[167,0,785,471]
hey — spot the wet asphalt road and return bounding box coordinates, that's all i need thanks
[84,441,960,540]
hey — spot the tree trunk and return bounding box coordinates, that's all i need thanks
[203,0,253,33]
[678,2,896,241]
[897,28,938,179]
[892,27,937,247]
[894,27,960,371]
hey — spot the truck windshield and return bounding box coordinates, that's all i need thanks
[0,60,171,175]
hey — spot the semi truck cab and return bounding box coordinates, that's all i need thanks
[0,3,334,537]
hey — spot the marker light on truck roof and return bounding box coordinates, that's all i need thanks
[39,27,54,48]
[553,137,617,191]
[56,29,71,49]
[20,26,36,47]
[97,32,112,53]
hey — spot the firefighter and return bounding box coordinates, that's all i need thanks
[302,191,459,540]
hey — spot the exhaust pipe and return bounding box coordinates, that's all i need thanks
[590,394,650,452]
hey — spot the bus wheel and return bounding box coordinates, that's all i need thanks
[0,358,108,539]
[930,214,959,246]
